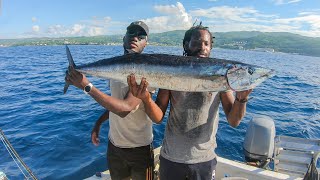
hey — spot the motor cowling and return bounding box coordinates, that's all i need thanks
[243,115,275,168]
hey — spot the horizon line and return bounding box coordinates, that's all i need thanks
[1,30,319,40]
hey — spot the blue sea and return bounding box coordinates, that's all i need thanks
[0,45,319,180]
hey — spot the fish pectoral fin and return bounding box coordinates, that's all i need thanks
[63,82,70,94]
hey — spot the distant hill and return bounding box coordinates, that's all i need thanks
[151,31,320,57]
[213,31,320,57]
[1,31,320,57]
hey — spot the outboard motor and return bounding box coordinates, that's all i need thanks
[243,115,275,168]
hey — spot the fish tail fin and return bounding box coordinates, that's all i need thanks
[64,45,76,94]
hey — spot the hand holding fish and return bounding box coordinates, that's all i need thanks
[65,66,90,90]
[127,74,151,103]
[235,89,253,103]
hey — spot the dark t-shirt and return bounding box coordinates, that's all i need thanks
[160,91,221,164]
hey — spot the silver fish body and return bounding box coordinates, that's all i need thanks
[65,46,274,93]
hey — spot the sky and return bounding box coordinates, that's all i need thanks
[0,0,320,39]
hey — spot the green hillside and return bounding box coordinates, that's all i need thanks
[213,31,320,57]
[1,31,320,57]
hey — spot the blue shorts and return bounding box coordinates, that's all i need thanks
[159,155,217,180]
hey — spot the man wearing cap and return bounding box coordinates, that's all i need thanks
[65,21,154,180]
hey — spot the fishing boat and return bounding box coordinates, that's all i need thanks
[1,116,319,180]
[85,144,319,180]
[85,116,320,180]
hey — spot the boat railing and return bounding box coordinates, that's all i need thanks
[274,135,320,179]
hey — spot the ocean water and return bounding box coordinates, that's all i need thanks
[0,45,319,180]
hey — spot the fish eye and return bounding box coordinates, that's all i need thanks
[248,67,255,75]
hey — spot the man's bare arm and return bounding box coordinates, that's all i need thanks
[220,89,252,127]
[66,68,141,117]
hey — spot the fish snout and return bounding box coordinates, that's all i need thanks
[226,66,275,91]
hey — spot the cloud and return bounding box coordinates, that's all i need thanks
[299,10,320,16]
[32,17,37,23]
[20,16,124,38]
[143,2,193,32]
[17,2,320,38]
[46,24,89,36]
[274,14,320,32]
[206,21,299,33]
[87,27,103,36]
[43,16,113,37]
[70,24,86,35]
[190,6,277,23]
[32,25,40,32]
[272,0,301,5]
[141,3,319,37]
[154,2,182,15]
[172,4,318,37]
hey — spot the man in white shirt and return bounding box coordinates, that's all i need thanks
[65,21,155,180]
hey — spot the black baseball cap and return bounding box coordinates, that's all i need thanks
[127,21,149,36]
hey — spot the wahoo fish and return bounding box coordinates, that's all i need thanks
[64,46,274,93]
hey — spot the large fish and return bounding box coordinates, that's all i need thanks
[64,46,274,93]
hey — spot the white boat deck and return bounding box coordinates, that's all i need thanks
[274,136,320,177]
[216,156,301,180]
[85,146,304,180]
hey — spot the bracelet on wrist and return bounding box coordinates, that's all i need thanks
[235,97,248,103]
